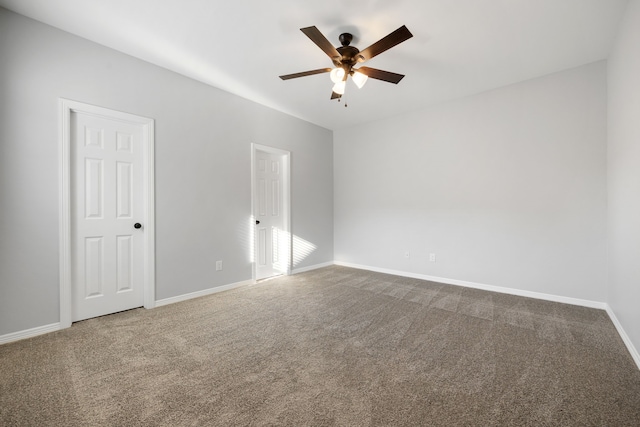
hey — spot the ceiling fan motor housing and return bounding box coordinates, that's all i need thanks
[335,34,362,71]
[339,32,353,46]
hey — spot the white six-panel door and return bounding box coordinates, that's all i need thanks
[254,149,287,280]
[71,111,145,321]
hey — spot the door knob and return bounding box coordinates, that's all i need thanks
[134,223,142,229]
[255,220,260,225]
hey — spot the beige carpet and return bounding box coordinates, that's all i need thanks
[1,266,639,426]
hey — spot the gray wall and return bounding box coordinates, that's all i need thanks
[334,62,608,302]
[3,3,639,361]
[0,8,333,335]
[607,0,640,357]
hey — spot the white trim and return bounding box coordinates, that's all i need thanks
[2,278,250,341]
[605,305,640,370]
[59,99,156,327]
[251,143,292,281]
[333,261,607,310]
[335,261,638,370]
[59,101,72,328]
[142,115,156,309]
[5,262,639,372]
[0,323,61,345]
[292,261,335,275]
[155,280,253,307]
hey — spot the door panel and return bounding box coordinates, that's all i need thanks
[71,112,144,321]
[116,235,133,292]
[84,237,104,298]
[84,158,103,218]
[116,161,133,218]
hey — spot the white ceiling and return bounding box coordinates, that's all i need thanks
[0,0,630,130]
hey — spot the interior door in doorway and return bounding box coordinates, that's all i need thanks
[71,111,145,321]
[254,149,288,280]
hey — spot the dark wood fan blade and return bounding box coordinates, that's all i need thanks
[300,26,341,60]
[357,67,405,84]
[357,25,413,63]
[331,91,342,100]
[279,68,332,80]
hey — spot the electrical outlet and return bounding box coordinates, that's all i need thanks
[404,251,410,259]
[216,260,223,271]
[429,253,436,262]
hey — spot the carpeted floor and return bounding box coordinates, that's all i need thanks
[1,265,640,426]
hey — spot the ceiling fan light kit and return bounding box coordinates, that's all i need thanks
[329,68,346,83]
[352,71,368,89]
[279,25,413,102]
[332,80,346,95]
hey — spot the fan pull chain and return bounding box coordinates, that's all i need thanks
[337,91,347,107]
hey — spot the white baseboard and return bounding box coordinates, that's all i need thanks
[1,280,254,343]
[605,305,640,370]
[154,279,253,307]
[334,261,640,371]
[291,261,335,275]
[334,261,607,310]
[0,322,61,345]
[4,262,638,373]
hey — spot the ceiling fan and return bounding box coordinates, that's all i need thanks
[279,25,413,100]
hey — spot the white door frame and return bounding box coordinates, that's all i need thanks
[251,143,291,281]
[59,99,155,328]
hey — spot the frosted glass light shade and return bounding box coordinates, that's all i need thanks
[330,68,345,83]
[332,81,346,95]
[352,71,368,89]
